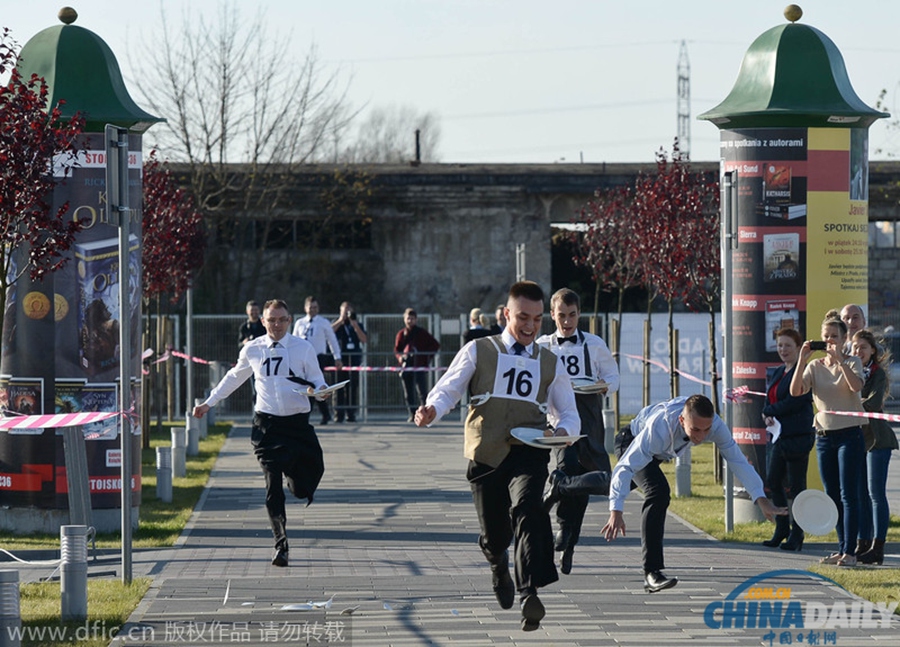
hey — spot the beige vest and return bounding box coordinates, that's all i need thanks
[464,336,558,467]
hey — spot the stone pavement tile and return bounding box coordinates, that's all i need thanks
[113,421,897,646]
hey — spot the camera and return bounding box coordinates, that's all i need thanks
[350,311,357,320]
[809,341,827,351]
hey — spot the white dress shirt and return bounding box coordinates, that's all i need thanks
[608,396,765,511]
[292,315,342,359]
[203,334,326,416]
[426,330,581,434]
[536,329,620,394]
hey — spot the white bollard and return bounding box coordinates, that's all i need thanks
[60,526,88,621]
[675,445,692,498]
[156,446,173,502]
[171,427,187,478]
[0,570,21,647]
[194,399,208,438]
[603,409,617,456]
[185,417,199,457]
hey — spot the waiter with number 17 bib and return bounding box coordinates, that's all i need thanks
[415,281,580,632]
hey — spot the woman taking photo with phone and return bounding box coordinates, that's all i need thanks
[790,311,866,566]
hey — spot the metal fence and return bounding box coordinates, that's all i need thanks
[151,311,711,420]
[147,304,900,422]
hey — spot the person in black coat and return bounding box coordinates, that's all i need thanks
[761,327,814,551]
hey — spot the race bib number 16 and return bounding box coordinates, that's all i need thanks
[492,354,541,404]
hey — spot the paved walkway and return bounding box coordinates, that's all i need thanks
[14,420,900,646]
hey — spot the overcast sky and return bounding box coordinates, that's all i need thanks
[6,0,900,163]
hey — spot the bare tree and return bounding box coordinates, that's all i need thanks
[338,105,441,163]
[129,2,354,309]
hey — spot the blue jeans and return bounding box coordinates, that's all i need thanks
[816,427,865,555]
[858,448,893,542]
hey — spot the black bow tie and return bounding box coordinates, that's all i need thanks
[557,335,578,344]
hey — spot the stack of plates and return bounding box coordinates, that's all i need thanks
[510,427,586,449]
[571,378,608,394]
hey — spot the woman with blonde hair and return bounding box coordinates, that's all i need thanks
[790,314,865,566]
[851,329,898,564]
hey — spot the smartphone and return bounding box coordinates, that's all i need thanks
[809,341,827,351]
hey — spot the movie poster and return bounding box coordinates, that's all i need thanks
[0,133,143,509]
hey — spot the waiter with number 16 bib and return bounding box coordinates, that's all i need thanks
[415,281,580,632]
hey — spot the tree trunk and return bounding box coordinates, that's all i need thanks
[668,298,677,398]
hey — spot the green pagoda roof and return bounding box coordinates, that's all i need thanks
[15,11,162,132]
[698,14,887,129]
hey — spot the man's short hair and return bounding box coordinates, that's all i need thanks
[773,327,803,346]
[304,296,317,307]
[508,281,545,304]
[404,308,417,318]
[264,299,289,314]
[550,288,580,311]
[684,394,715,419]
[246,300,259,309]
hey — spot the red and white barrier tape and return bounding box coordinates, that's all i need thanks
[619,353,712,387]
[823,410,900,423]
[171,349,211,365]
[325,365,445,372]
[0,411,119,430]
[145,347,446,373]
[723,385,767,403]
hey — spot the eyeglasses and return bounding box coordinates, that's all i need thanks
[265,317,290,324]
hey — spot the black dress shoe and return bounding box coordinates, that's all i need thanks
[554,526,573,552]
[542,469,566,512]
[271,548,289,567]
[319,417,329,426]
[491,564,515,609]
[560,545,574,575]
[644,570,677,593]
[520,593,545,631]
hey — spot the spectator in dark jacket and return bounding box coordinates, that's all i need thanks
[761,327,814,552]
[395,308,440,422]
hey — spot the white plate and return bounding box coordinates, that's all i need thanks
[510,427,586,449]
[294,380,350,396]
[791,489,838,536]
[571,379,608,394]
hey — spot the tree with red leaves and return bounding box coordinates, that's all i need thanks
[0,28,85,338]
[637,141,719,398]
[573,140,719,407]
[141,151,205,303]
[572,182,645,354]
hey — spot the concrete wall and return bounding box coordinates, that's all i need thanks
[184,161,900,318]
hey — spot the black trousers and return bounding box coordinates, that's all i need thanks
[553,442,611,548]
[315,354,334,421]
[400,370,429,414]
[767,434,814,507]
[554,394,610,548]
[251,411,324,550]
[468,445,558,593]
[334,353,361,421]
[632,458,670,574]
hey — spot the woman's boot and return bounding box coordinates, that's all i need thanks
[858,539,885,565]
[856,539,872,556]
[780,522,804,552]
[762,515,790,548]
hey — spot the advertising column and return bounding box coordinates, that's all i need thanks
[720,127,869,484]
